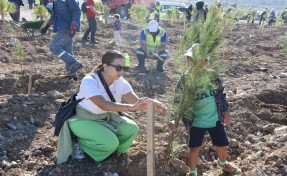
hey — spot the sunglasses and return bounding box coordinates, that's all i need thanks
[108,64,129,72]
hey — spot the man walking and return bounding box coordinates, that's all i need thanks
[41,0,83,80]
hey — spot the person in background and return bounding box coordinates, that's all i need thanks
[259,7,268,25]
[81,0,102,47]
[8,0,24,23]
[186,4,193,22]
[41,0,83,80]
[55,50,166,164]
[153,1,161,22]
[135,20,169,72]
[194,1,207,23]
[28,0,33,9]
[268,9,276,26]
[169,44,241,176]
[112,14,122,46]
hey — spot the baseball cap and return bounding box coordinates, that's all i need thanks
[148,20,159,32]
[184,43,200,58]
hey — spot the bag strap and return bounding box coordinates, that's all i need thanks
[92,71,124,116]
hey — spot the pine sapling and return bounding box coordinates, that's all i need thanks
[0,0,15,22]
[162,5,228,174]
[34,5,50,21]
[95,2,109,23]
[12,40,25,72]
[129,4,147,29]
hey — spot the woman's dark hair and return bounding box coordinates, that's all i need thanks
[91,50,125,73]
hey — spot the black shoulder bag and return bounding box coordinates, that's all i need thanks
[54,93,84,136]
[92,71,124,116]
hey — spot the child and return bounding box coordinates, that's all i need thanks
[113,14,122,46]
[169,44,241,176]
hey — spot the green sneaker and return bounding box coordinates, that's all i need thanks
[217,161,241,175]
[186,173,197,176]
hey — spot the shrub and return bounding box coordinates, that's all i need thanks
[0,0,16,21]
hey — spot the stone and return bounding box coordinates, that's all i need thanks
[250,168,267,176]
[261,124,277,133]
[274,126,287,132]
[278,72,287,78]
[49,114,56,123]
[170,158,189,175]
[1,160,10,168]
[241,84,253,90]
[229,138,239,147]
[47,90,64,99]
[278,134,287,142]
[6,123,17,130]
[29,115,35,124]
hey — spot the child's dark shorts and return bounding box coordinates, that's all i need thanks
[188,121,229,148]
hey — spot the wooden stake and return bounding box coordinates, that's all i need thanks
[28,65,33,95]
[147,102,155,176]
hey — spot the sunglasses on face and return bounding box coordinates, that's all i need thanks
[108,64,129,72]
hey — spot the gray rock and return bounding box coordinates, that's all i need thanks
[278,72,287,78]
[1,160,9,168]
[229,138,239,147]
[6,123,17,130]
[250,168,267,176]
[261,124,277,133]
[274,126,287,132]
[29,115,35,124]
[47,90,64,99]
[278,134,287,142]
[170,158,189,175]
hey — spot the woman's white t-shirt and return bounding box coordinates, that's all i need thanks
[76,73,133,114]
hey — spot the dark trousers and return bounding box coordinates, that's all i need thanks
[82,17,97,44]
[9,3,20,23]
[154,14,160,22]
[28,0,33,9]
[135,47,169,69]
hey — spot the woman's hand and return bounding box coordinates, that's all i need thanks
[150,99,168,116]
[130,98,149,111]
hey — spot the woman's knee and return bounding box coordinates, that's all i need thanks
[122,122,140,136]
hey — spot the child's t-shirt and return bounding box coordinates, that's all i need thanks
[113,20,121,31]
[192,88,219,128]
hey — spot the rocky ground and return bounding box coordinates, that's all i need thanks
[0,9,287,176]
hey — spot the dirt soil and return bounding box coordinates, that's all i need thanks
[0,17,287,176]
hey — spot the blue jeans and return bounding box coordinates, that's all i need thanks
[9,3,20,23]
[49,30,79,72]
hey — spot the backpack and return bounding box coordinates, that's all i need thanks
[81,2,87,13]
[54,93,84,136]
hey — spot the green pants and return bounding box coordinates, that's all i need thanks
[68,116,139,162]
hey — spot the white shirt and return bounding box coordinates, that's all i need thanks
[76,73,133,114]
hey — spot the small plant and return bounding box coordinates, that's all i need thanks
[247,9,257,24]
[0,0,15,21]
[34,5,50,21]
[129,4,147,29]
[275,11,283,27]
[166,9,172,22]
[12,40,26,72]
[95,2,110,24]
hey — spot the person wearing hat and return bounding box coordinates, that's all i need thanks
[135,20,169,72]
[169,44,241,176]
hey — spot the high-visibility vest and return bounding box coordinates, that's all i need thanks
[155,3,162,15]
[144,28,165,53]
